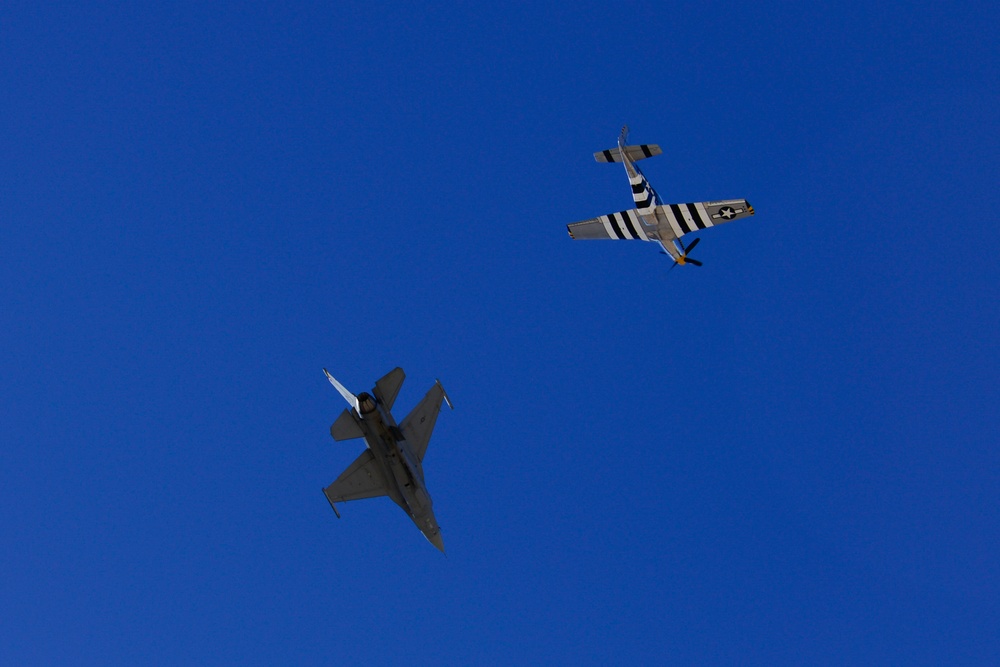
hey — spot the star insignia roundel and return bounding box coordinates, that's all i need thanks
[719,206,736,219]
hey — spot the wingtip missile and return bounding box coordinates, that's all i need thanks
[436,379,454,410]
[323,489,341,519]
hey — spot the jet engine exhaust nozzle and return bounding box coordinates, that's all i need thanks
[357,392,378,414]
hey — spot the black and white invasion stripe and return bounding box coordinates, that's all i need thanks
[599,209,649,241]
[661,203,715,238]
[629,172,659,214]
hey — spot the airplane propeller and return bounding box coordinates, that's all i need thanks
[681,236,700,252]
[323,368,360,414]
[678,237,703,267]
[663,237,703,268]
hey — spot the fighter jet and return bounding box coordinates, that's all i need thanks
[322,367,453,552]
[567,126,755,267]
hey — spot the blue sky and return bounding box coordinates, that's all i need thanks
[2,2,998,664]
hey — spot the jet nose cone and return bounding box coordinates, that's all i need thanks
[428,531,445,553]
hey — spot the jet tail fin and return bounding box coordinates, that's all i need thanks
[330,408,364,441]
[324,368,360,413]
[373,367,405,410]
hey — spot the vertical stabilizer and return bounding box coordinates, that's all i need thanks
[615,126,660,215]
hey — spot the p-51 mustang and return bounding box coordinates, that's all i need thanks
[322,367,452,552]
[567,126,754,267]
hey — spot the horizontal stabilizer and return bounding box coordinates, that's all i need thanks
[330,408,364,441]
[594,144,662,163]
[374,367,405,411]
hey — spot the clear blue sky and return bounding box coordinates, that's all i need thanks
[2,2,998,664]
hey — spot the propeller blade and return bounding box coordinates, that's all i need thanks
[685,237,701,253]
[686,258,703,267]
[323,368,360,413]
[668,260,678,272]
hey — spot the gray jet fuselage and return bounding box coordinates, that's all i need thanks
[353,392,443,551]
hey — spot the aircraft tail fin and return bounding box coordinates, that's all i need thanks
[600,126,661,214]
[374,367,405,410]
[594,143,662,164]
[330,408,364,441]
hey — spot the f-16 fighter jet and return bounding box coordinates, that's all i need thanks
[322,367,453,552]
[567,126,755,267]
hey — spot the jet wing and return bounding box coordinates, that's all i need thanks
[399,382,449,462]
[324,449,391,503]
[567,208,651,241]
[654,200,755,241]
[373,367,405,411]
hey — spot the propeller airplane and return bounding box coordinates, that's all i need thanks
[567,126,755,268]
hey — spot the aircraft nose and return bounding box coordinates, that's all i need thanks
[428,532,445,553]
